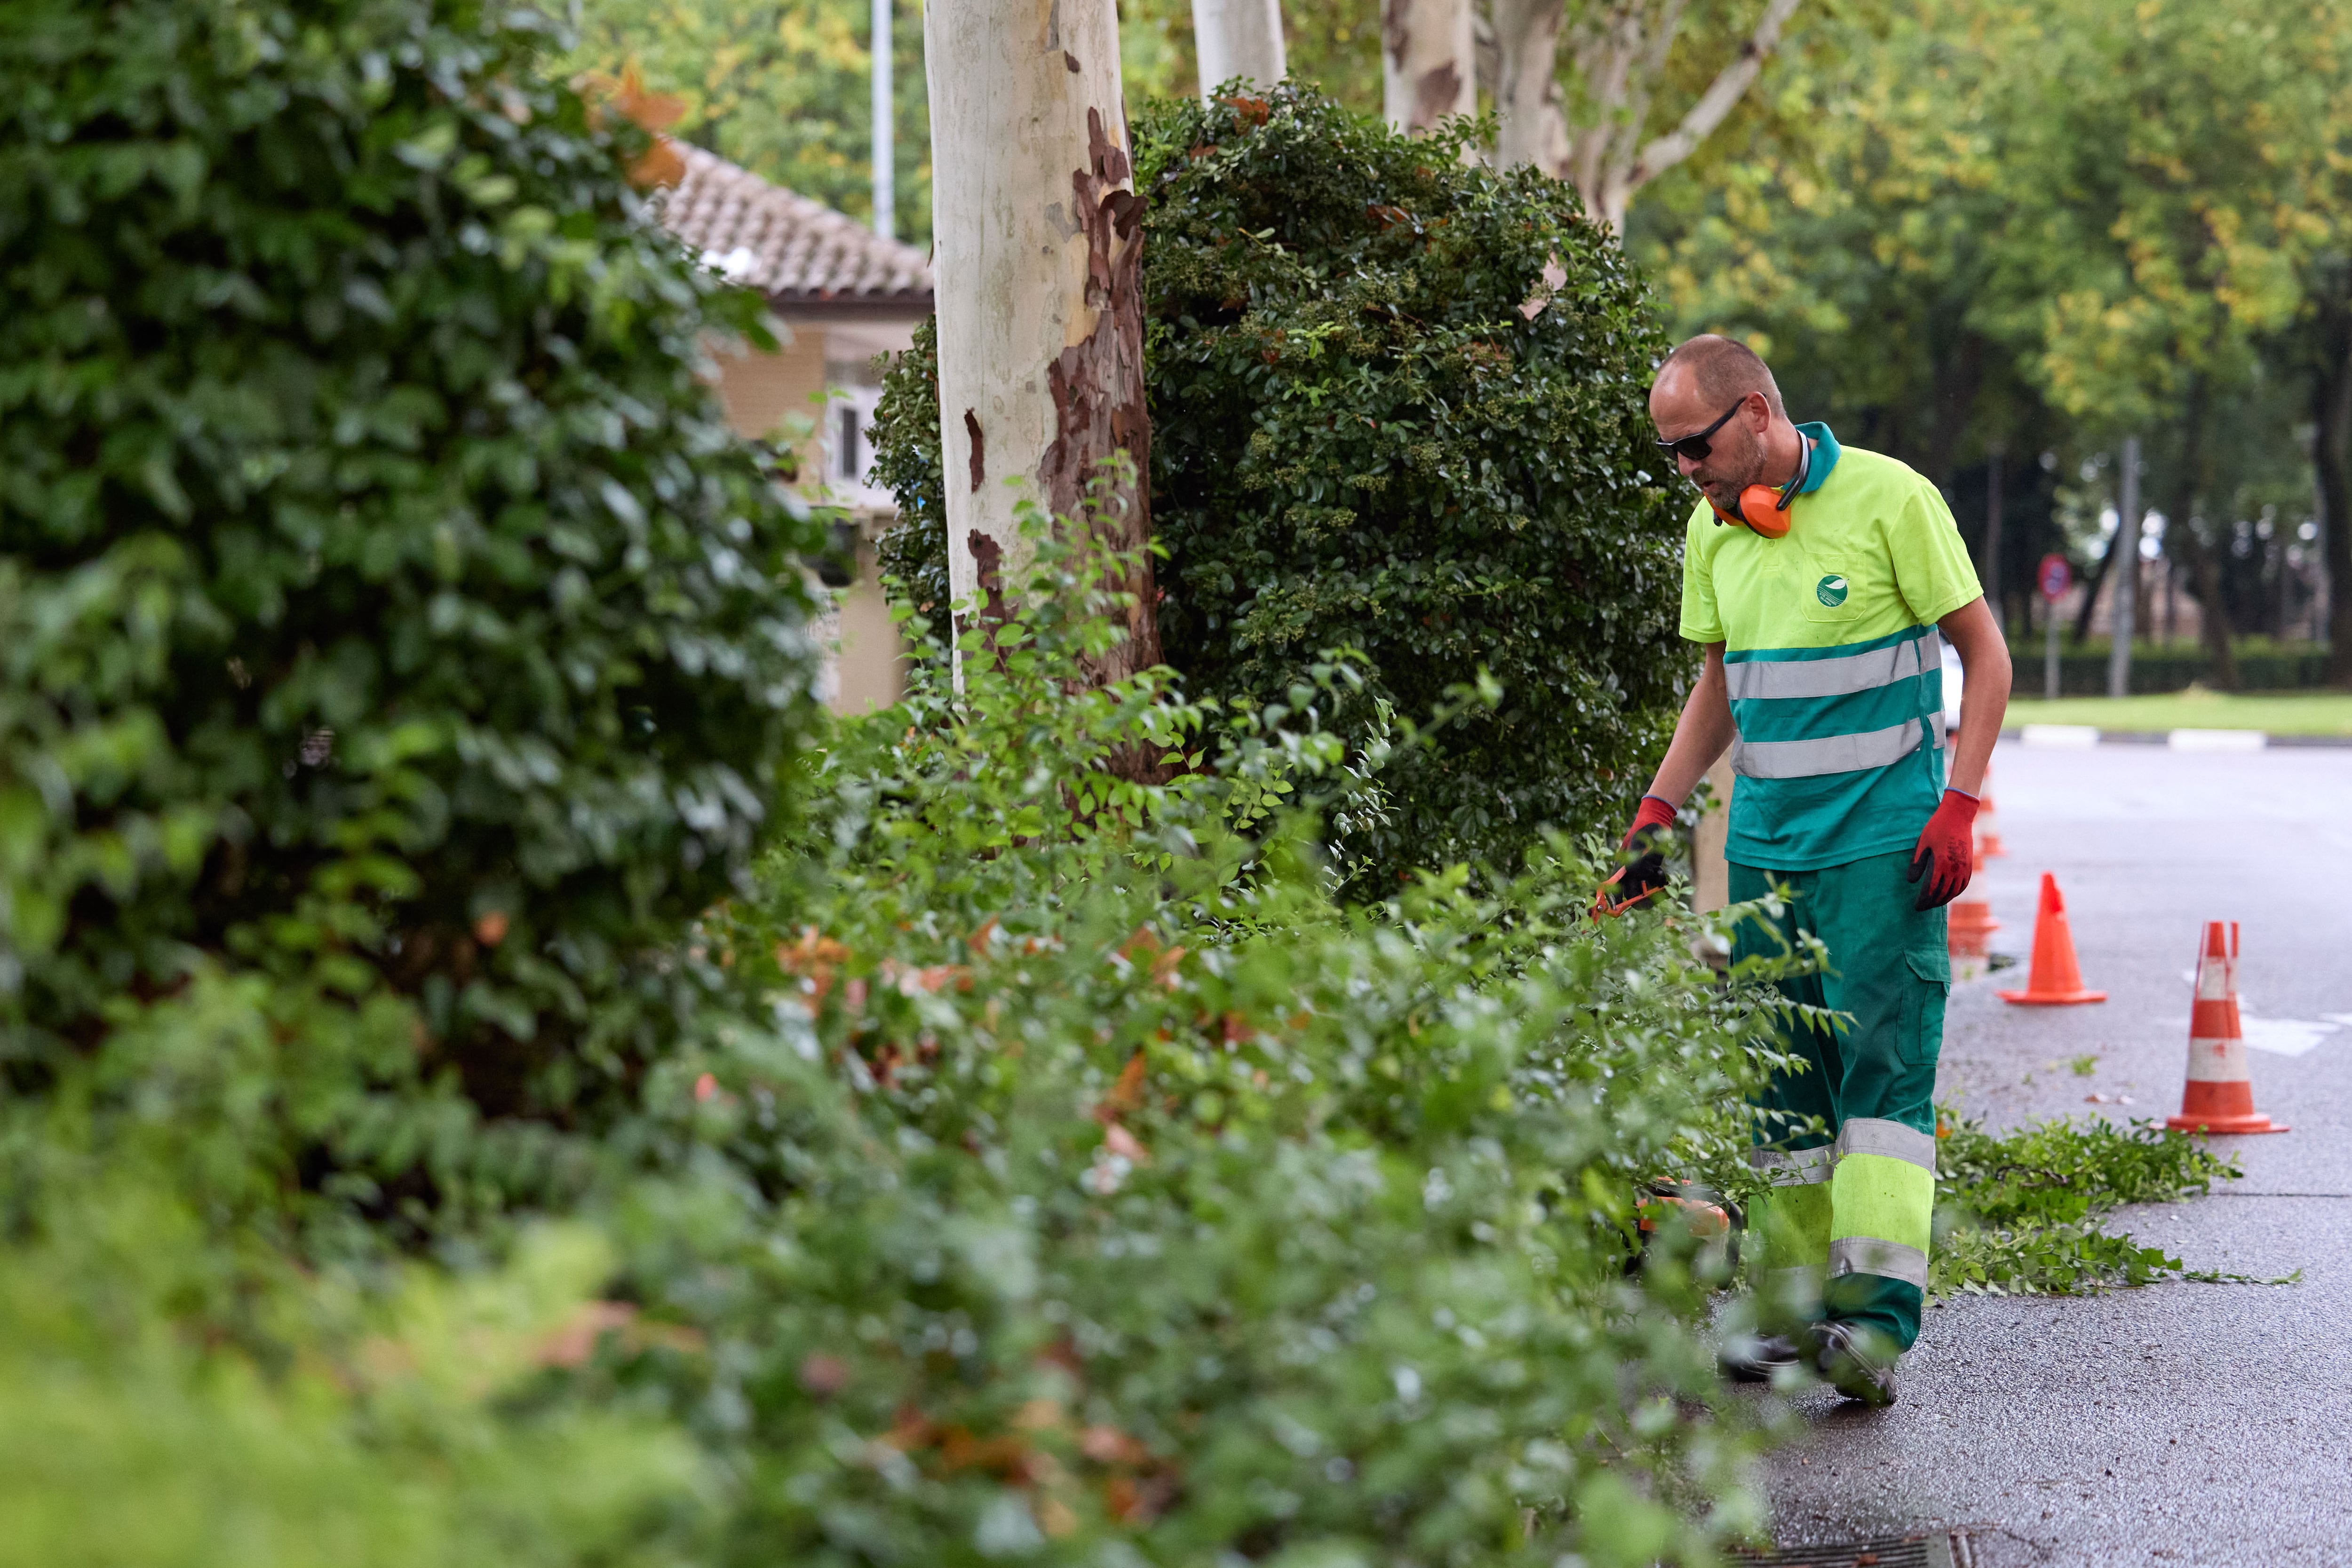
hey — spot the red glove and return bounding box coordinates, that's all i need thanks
[1907,788,1979,910]
[1595,794,1680,917]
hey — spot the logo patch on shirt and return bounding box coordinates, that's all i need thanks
[1815,574,1850,608]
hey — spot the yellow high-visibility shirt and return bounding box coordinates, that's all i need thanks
[1678,425,1982,871]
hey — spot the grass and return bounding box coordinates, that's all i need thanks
[2003,688,2352,735]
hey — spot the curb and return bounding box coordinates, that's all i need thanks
[2001,725,2352,751]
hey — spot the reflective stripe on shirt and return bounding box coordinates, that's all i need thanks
[1733,713,1943,781]
[1726,624,1944,782]
[1724,629,1944,702]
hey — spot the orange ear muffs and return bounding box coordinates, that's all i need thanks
[1710,483,1795,538]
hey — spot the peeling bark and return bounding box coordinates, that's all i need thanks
[1046,108,1161,684]
[927,0,1162,697]
[1383,0,1475,136]
[967,529,1009,630]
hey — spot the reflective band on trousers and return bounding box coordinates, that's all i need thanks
[1732,712,1945,781]
[1834,1117,1937,1171]
[1749,1145,1835,1186]
[1828,1235,1929,1290]
[1723,629,1945,703]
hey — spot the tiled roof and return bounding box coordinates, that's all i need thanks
[657,143,933,309]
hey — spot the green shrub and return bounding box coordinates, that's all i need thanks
[870,313,953,616]
[872,87,1690,885]
[0,0,826,1201]
[1,488,1790,1561]
[599,513,1783,1566]
[0,1160,711,1568]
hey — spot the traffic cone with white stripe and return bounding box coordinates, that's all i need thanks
[2166,922,2287,1135]
[1974,773,2008,860]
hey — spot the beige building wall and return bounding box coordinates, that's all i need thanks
[1691,755,1734,915]
[709,323,911,718]
[711,328,827,466]
[831,527,906,715]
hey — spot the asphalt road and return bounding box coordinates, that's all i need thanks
[1748,740,2352,1567]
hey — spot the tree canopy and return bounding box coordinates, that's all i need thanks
[1631,0,2352,675]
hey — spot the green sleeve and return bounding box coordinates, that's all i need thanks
[1888,479,1982,626]
[1677,507,1724,643]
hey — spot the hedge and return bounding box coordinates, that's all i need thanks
[0,0,827,1224]
[874,87,1691,887]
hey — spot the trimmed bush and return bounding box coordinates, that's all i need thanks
[622,517,1779,1566]
[0,0,825,1201]
[872,87,1691,884]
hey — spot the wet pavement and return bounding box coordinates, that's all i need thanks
[1749,741,2352,1566]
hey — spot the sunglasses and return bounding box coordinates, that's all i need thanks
[1653,398,1752,463]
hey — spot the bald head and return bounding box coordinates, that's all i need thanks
[1655,334,1784,419]
[1648,333,1802,512]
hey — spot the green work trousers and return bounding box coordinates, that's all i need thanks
[1730,849,1948,1352]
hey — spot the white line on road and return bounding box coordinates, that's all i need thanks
[2168,728,2267,752]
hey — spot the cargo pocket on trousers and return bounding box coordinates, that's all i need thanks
[1901,946,1951,1067]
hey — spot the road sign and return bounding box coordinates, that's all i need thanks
[2037,553,2073,602]
[2036,554,2071,701]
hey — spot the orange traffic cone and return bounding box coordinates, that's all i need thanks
[2166,922,2287,1135]
[1997,873,2107,1005]
[1948,897,1999,958]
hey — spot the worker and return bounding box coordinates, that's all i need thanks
[1605,335,2012,1406]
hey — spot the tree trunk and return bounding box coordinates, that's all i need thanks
[1492,0,1568,174]
[2313,280,2352,686]
[1982,444,2004,632]
[1193,0,1286,95]
[2180,534,2238,687]
[2159,384,2240,689]
[1585,0,1800,232]
[1921,330,1984,489]
[1490,0,1798,231]
[1383,0,1475,135]
[925,0,1160,687]
[2070,537,2110,647]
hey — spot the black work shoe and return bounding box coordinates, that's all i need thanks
[1716,1331,1804,1384]
[1809,1320,1898,1407]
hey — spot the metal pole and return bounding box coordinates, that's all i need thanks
[871,0,894,239]
[2045,602,2060,701]
[2107,436,2141,698]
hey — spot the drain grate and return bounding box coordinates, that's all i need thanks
[1732,1529,1970,1568]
